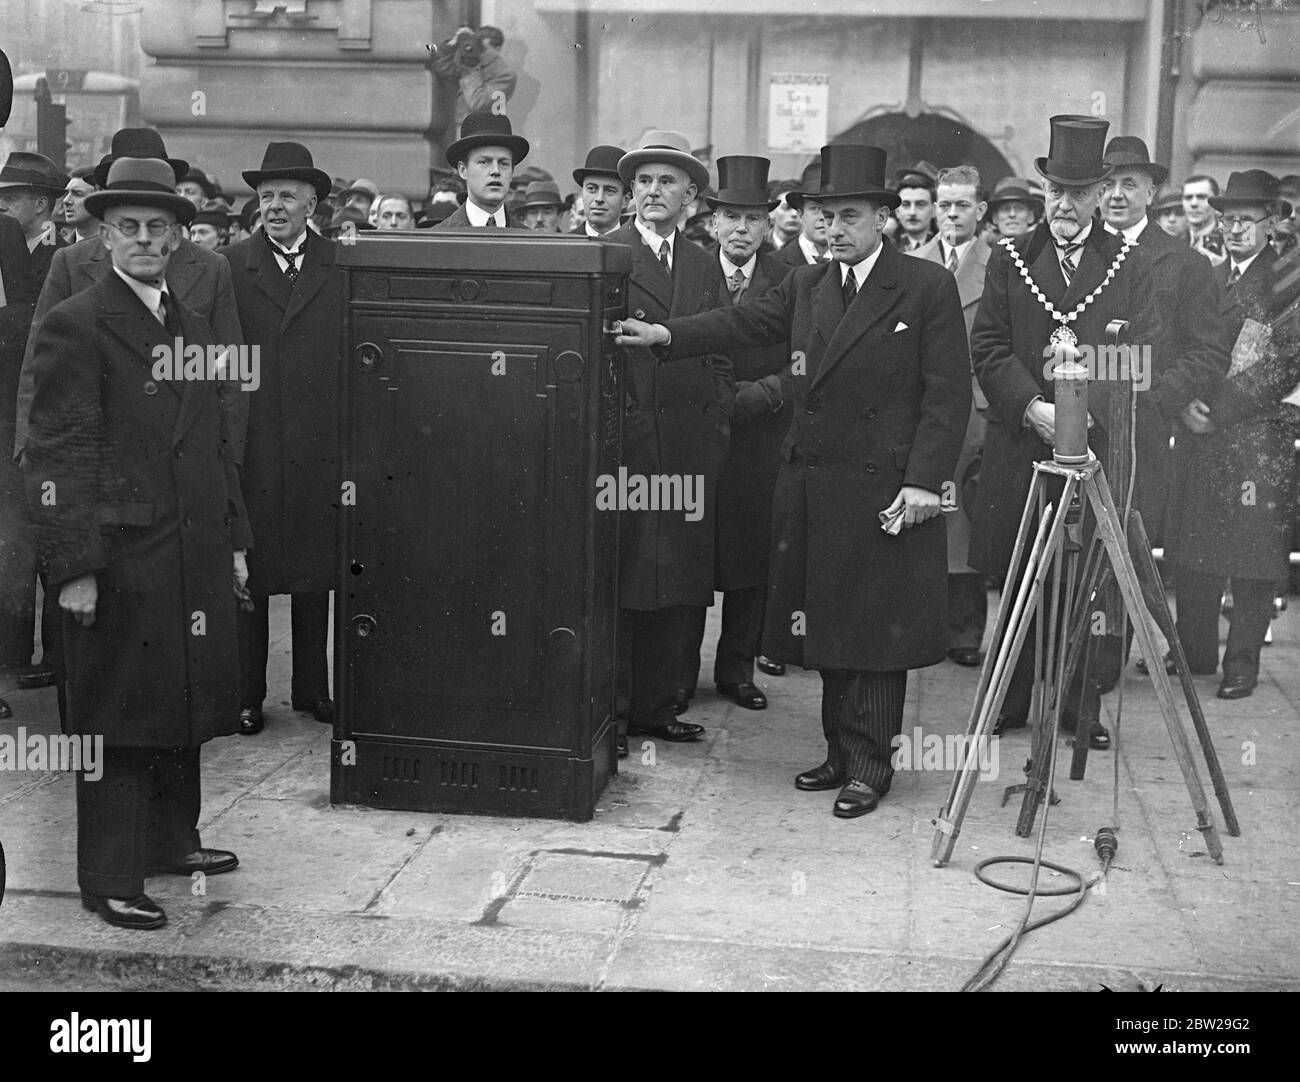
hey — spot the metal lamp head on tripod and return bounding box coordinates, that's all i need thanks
[1052,347,1091,465]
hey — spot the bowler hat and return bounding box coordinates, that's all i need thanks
[83,157,197,224]
[0,152,67,196]
[573,144,626,188]
[242,141,332,202]
[519,180,563,209]
[986,176,1045,212]
[1102,135,1169,187]
[94,128,188,187]
[445,111,529,168]
[416,202,456,228]
[1035,115,1113,187]
[191,207,229,231]
[618,130,710,192]
[706,156,780,211]
[790,144,900,211]
[1210,170,1293,218]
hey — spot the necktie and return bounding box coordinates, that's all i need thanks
[842,269,858,311]
[1227,263,1241,287]
[728,268,747,301]
[483,216,497,229]
[658,242,672,278]
[946,247,959,274]
[1059,242,1082,284]
[155,292,168,327]
[275,243,300,284]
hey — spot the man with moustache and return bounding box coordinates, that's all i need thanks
[518,181,564,232]
[434,112,528,230]
[969,116,1160,749]
[987,177,1044,240]
[617,143,970,818]
[572,145,629,237]
[223,142,341,734]
[908,165,993,667]
[602,130,735,753]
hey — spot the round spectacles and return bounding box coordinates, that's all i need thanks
[105,219,174,238]
[1221,214,1267,230]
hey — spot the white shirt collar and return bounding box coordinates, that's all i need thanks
[1056,221,1093,250]
[719,252,757,280]
[585,222,615,237]
[635,217,675,262]
[1104,216,1148,244]
[465,200,507,228]
[270,229,307,255]
[798,233,826,264]
[839,240,886,290]
[940,237,974,267]
[112,265,170,322]
[1230,250,1262,278]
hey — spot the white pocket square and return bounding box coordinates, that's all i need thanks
[893,321,909,333]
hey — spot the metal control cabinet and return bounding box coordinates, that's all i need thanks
[331,233,630,821]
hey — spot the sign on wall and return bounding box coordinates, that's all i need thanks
[768,73,829,153]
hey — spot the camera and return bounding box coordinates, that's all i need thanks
[454,28,483,68]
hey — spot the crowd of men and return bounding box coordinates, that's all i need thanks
[0,104,1297,931]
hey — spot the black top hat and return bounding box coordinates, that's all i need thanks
[573,144,626,188]
[1102,135,1169,187]
[242,142,332,202]
[445,111,529,169]
[94,128,188,187]
[986,176,1045,211]
[0,151,67,196]
[790,144,899,211]
[83,157,197,224]
[1210,170,1293,218]
[1035,115,1112,187]
[706,156,779,211]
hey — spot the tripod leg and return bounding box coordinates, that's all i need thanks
[1086,473,1225,863]
[1068,621,1103,781]
[1125,512,1240,836]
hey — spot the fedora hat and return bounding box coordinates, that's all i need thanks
[1210,170,1293,218]
[242,141,332,202]
[987,176,1045,211]
[573,144,626,188]
[416,202,456,228]
[94,128,188,187]
[1102,135,1169,187]
[340,177,379,202]
[1035,115,1112,187]
[0,151,68,196]
[618,130,710,192]
[83,157,197,224]
[789,144,899,211]
[324,204,376,236]
[1153,185,1184,214]
[519,180,563,209]
[893,160,939,191]
[706,155,779,211]
[445,111,529,168]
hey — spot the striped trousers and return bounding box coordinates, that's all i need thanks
[819,669,909,792]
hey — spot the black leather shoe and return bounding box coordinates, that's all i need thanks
[152,848,239,877]
[238,705,264,735]
[15,663,55,689]
[795,762,846,791]
[1217,675,1256,700]
[672,689,693,716]
[756,656,785,677]
[81,892,167,930]
[616,735,629,759]
[947,647,983,667]
[0,697,10,720]
[1087,723,1111,751]
[627,719,705,742]
[292,697,335,724]
[833,779,882,818]
[717,681,767,710]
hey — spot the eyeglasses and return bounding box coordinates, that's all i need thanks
[1221,215,1268,229]
[105,218,174,238]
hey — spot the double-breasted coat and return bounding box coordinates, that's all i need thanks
[714,248,793,590]
[21,271,252,747]
[968,220,1161,581]
[605,223,735,610]
[664,242,971,671]
[1164,250,1300,580]
[223,230,342,595]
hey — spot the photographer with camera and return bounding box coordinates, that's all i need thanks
[431,24,517,129]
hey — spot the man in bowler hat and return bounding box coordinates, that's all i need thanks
[434,111,529,230]
[573,145,629,237]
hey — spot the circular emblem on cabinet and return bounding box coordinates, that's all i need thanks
[553,351,585,383]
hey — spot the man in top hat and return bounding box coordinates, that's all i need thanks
[617,142,971,817]
[968,115,1161,749]
[677,155,792,712]
[1164,170,1300,700]
[905,165,994,668]
[519,181,564,232]
[223,141,341,735]
[987,177,1044,239]
[0,151,69,282]
[434,111,529,230]
[573,145,629,237]
[601,129,735,752]
[22,156,250,929]
[892,164,938,254]
[1154,185,1188,239]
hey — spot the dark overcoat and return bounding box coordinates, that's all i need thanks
[604,223,735,610]
[968,221,1161,581]
[715,248,793,590]
[21,271,252,747]
[223,230,341,594]
[665,242,971,671]
[0,216,40,576]
[1164,250,1300,580]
